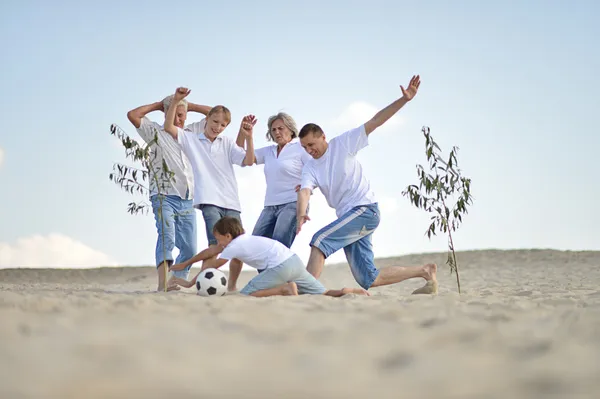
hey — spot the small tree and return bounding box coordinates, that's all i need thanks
[402,126,473,294]
[109,123,176,292]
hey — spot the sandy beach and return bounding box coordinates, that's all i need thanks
[1,249,599,398]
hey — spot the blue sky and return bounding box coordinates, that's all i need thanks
[0,0,598,268]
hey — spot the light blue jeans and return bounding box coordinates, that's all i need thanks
[151,194,197,279]
[252,201,298,249]
[240,254,326,295]
[310,203,380,290]
[195,204,242,245]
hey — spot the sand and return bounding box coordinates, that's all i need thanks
[1,249,599,398]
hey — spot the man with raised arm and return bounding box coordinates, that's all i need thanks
[296,75,438,295]
[126,94,211,291]
[163,87,256,292]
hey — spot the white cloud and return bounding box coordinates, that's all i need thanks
[330,101,404,133]
[0,234,118,269]
[0,146,4,168]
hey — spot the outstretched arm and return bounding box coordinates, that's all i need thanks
[187,102,212,116]
[296,188,312,234]
[127,101,163,129]
[164,87,192,139]
[364,75,421,136]
[170,245,224,271]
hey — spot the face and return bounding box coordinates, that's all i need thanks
[204,111,230,140]
[173,105,187,128]
[300,132,328,159]
[270,119,293,146]
[214,231,233,248]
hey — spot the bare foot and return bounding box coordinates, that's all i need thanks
[341,287,371,296]
[412,263,438,295]
[282,282,299,296]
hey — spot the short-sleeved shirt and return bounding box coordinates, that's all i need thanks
[300,124,376,217]
[135,117,194,200]
[254,141,312,207]
[176,118,247,212]
[219,233,295,270]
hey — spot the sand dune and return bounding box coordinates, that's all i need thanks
[1,249,599,398]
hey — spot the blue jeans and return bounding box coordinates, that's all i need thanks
[151,194,197,279]
[310,203,380,290]
[240,254,326,295]
[252,201,298,249]
[195,204,242,245]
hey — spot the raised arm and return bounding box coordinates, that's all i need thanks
[236,114,255,148]
[364,75,421,136]
[127,101,163,129]
[169,245,223,271]
[187,102,212,116]
[164,87,192,139]
[296,188,312,234]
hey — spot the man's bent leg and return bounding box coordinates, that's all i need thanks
[307,204,381,280]
[306,246,326,278]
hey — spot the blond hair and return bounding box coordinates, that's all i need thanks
[207,105,232,124]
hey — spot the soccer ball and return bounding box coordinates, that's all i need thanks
[195,268,227,297]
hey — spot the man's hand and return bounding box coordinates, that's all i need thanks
[400,75,421,101]
[174,87,191,102]
[240,114,257,138]
[296,214,310,234]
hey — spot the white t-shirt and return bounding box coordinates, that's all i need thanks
[135,117,194,200]
[300,124,376,218]
[177,119,247,211]
[219,233,295,270]
[254,141,313,207]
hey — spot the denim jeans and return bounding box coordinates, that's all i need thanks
[195,204,242,245]
[240,254,326,295]
[151,194,197,279]
[252,201,298,249]
[310,203,380,289]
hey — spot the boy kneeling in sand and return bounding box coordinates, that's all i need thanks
[168,216,369,297]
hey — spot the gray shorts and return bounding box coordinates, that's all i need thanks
[240,254,326,295]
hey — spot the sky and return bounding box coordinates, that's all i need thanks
[0,0,598,269]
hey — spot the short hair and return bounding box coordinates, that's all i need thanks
[298,123,324,139]
[266,112,298,141]
[162,95,188,112]
[207,105,232,125]
[213,216,245,239]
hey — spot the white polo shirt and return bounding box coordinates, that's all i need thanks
[300,124,377,218]
[255,141,312,207]
[219,233,294,270]
[176,119,247,211]
[135,117,194,200]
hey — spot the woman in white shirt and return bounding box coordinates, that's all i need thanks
[238,112,312,249]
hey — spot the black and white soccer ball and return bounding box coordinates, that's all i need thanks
[195,268,227,297]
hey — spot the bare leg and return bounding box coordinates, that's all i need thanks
[249,282,298,297]
[324,287,371,297]
[227,258,243,292]
[157,261,170,292]
[306,246,326,278]
[371,263,438,294]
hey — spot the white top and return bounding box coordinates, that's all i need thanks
[136,117,194,199]
[176,119,247,211]
[219,233,295,270]
[254,141,313,207]
[300,124,376,218]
